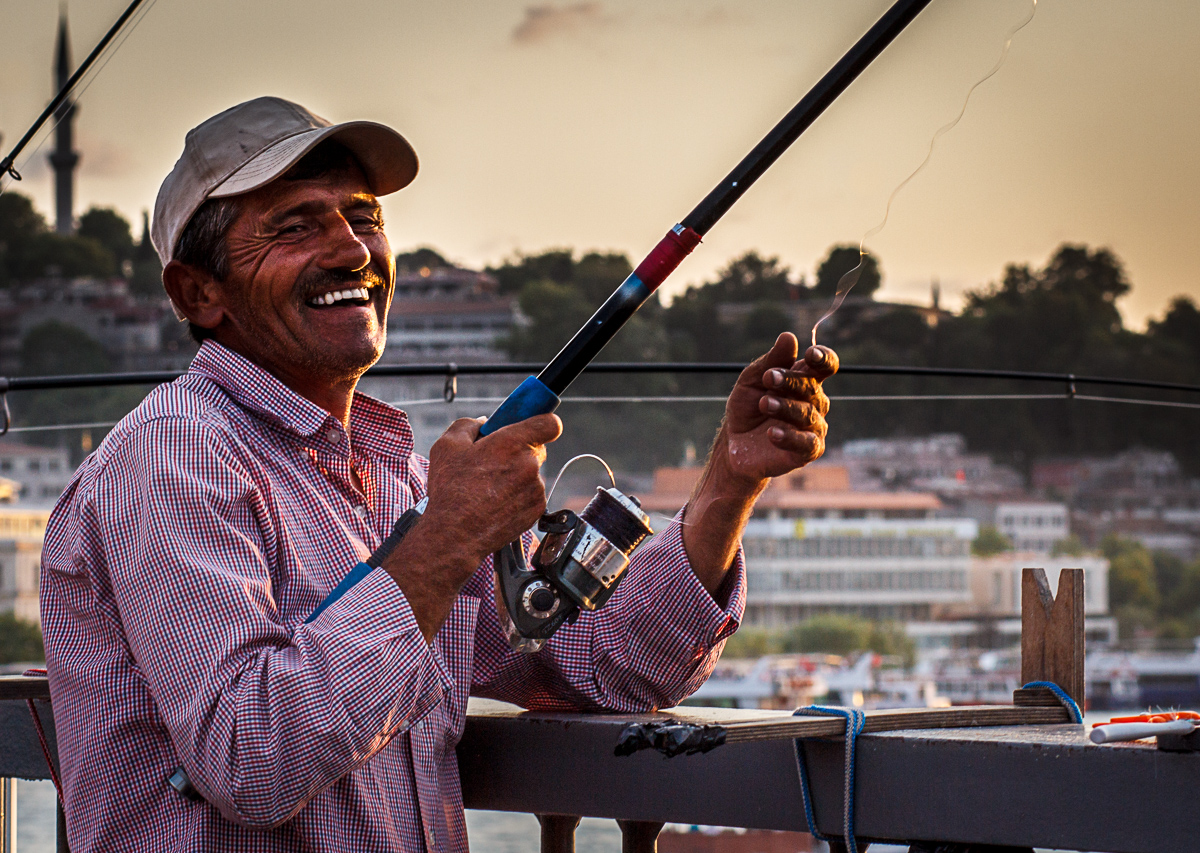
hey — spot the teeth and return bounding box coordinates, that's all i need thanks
[309,286,371,306]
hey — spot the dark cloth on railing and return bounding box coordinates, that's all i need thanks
[39,340,745,853]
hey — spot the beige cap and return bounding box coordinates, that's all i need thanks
[151,96,418,268]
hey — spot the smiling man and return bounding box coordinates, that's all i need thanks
[40,97,837,851]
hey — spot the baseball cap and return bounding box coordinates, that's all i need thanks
[151,96,418,268]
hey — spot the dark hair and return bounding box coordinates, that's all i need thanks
[171,139,362,344]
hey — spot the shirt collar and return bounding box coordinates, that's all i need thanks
[188,340,414,460]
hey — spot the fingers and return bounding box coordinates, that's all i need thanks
[479,413,563,449]
[763,368,831,414]
[766,422,825,461]
[758,396,829,436]
[801,345,839,381]
[440,416,485,446]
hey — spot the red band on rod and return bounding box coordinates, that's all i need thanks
[633,225,702,291]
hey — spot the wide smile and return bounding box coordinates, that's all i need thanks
[305,284,379,309]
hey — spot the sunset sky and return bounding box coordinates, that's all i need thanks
[2,0,1197,328]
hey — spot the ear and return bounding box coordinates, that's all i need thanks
[162,260,226,333]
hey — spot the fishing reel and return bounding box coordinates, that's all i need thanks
[495,477,653,653]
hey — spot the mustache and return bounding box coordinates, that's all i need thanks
[298,267,387,301]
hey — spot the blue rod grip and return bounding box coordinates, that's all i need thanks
[479,375,561,437]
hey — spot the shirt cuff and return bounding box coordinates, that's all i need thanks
[626,509,746,648]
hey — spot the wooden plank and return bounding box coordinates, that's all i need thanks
[719,704,1071,744]
[1020,568,1085,708]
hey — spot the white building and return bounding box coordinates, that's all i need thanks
[741,516,977,625]
[0,442,73,502]
[907,553,1116,651]
[637,465,974,626]
[0,506,51,624]
[994,502,1069,553]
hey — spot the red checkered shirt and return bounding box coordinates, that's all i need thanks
[41,341,745,853]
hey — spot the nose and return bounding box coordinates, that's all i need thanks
[318,215,371,272]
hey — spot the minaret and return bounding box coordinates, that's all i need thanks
[48,11,79,235]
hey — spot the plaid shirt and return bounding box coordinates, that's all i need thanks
[41,341,744,853]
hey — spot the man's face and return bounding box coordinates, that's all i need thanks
[213,161,395,396]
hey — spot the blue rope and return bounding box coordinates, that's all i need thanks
[792,705,866,853]
[1022,680,1083,724]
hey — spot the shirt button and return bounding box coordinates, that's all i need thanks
[325,429,341,445]
[353,505,368,519]
[425,828,436,848]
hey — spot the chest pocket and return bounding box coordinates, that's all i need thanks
[433,593,480,748]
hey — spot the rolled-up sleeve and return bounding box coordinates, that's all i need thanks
[469,510,745,712]
[92,416,449,828]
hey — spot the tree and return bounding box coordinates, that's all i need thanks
[720,628,779,659]
[78,207,135,266]
[0,611,44,663]
[813,244,881,298]
[395,246,450,274]
[1050,534,1086,557]
[17,322,150,462]
[783,613,870,654]
[129,210,164,297]
[21,320,111,375]
[972,525,1012,556]
[487,249,574,294]
[0,192,49,286]
[1102,535,1159,611]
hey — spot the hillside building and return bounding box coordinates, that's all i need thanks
[0,506,52,624]
[0,442,73,502]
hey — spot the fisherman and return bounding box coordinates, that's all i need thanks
[39,96,837,851]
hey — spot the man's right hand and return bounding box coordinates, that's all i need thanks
[382,414,562,641]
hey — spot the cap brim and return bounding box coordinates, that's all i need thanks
[209,120,418,199]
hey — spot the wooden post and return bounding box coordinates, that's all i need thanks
[1016,568,1085,710]
[617,819,664,853]
[537,814,581,853]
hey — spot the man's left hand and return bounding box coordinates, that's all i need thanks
[720,332,838,484]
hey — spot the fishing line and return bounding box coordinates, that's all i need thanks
[544,453,616,510]
[810,0,1038,346]
[0,0,160,194]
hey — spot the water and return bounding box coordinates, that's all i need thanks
[13,782,623,853]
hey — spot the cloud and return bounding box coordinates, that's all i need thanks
[77,135,133,179]
[511,3,608,45]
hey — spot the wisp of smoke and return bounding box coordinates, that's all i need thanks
[810,0,1039,347]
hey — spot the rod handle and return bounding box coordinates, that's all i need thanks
[479,375,561,437]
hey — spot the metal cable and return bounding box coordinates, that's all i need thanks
[3,390,1197,436]
[8,363,1200,394]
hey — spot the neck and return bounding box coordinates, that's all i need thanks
[209,338,363,427]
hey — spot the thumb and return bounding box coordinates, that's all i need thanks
[738,332,800,387]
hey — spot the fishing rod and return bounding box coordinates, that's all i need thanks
[0,0,148,181]
[479,0,935,437]
[335,0,939,650]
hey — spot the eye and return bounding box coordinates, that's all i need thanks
[351,213,384,231]
[277,222,309,237]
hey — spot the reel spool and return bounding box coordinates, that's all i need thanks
[495,485,653,652]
